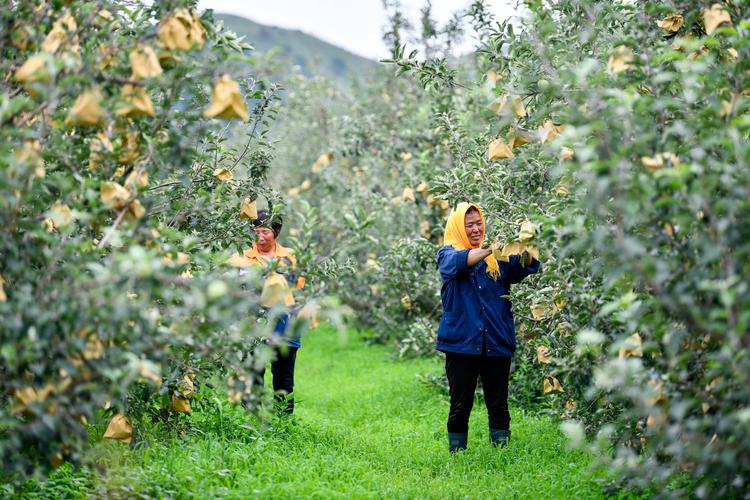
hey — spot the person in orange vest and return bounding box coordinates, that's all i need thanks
[232,210,304,414]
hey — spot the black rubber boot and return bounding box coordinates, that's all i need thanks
[448,432,468,453]
[489,428,511,448]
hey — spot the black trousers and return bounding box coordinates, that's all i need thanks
[256,346,298,414]
[445,352,511,433]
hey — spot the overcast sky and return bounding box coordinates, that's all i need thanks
[197,0,518,60]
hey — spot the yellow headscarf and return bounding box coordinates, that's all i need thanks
[442,202,501,281]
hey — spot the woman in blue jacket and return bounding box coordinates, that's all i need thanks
[437,202,540,452]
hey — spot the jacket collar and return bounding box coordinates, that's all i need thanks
[243,242,292,265]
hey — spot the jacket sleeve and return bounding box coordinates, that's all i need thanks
[437,246,471,282]
[504,254,541,284]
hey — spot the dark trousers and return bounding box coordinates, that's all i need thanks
[445,352,511,433]
[256,346,298,414]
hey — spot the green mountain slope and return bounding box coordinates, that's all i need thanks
[215,13,378,81]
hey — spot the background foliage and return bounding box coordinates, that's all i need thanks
[0,0,295,481]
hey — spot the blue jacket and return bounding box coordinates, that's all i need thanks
[436,246,540,357]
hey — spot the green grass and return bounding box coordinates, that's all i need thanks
[29,327,615,498]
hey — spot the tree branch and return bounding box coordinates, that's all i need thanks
[98,205,129,249]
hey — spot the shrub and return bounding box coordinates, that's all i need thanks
[1,0,284,480]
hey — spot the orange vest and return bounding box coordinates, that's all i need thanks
[229,242,304,307]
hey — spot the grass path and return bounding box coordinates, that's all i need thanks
[38,328,610,498]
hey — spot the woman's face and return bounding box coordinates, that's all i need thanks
[464,210,484,247]
[254,226,276,251]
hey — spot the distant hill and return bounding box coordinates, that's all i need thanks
[214,13,379,81]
